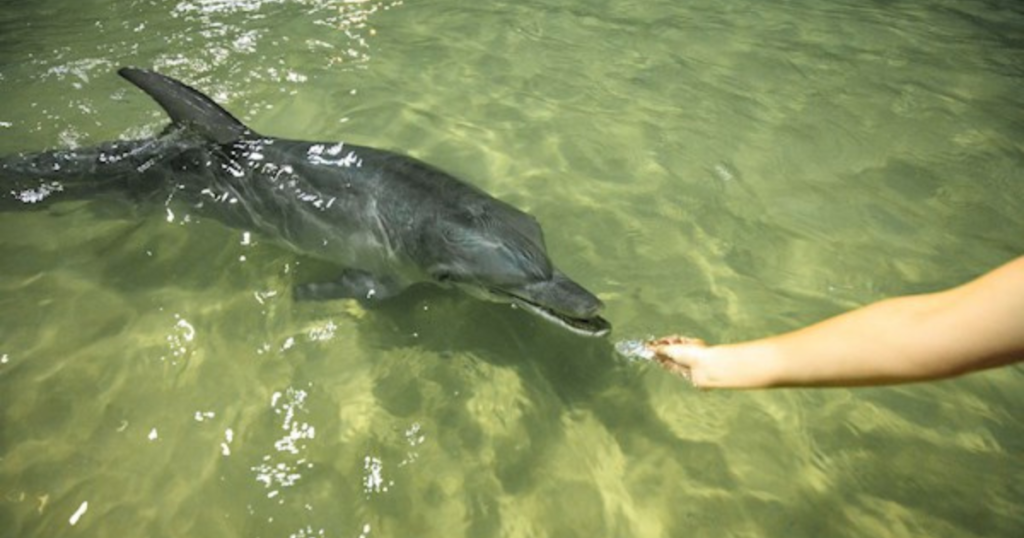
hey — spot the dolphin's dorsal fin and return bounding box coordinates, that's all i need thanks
[118,67,255,144]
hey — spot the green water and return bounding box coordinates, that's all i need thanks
[1,0,1022,536]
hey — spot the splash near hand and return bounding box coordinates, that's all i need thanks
[613,339,657,362]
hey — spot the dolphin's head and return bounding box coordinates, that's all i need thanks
[420,200,611,337]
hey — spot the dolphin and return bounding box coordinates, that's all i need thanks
[0,67,611,336]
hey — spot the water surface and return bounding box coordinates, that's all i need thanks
[1,1,1022,537]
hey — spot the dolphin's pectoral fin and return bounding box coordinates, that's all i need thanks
[294,269,404,303]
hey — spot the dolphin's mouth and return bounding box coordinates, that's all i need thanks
[456,270,611,337]
[502,293,611,338]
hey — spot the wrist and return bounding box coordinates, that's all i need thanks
[696,340,782,389]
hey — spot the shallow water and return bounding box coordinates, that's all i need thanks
[1,0,1022,536]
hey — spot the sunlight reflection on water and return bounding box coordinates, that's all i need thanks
[0,0,1021,537]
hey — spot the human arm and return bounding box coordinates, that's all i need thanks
[650,256,1024,389]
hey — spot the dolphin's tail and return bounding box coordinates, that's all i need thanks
[0,139,170,210]
[1,66,253,211]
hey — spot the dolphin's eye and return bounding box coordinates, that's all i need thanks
[435,272,453,283]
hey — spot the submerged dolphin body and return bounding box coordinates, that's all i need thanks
[1,67,611,337]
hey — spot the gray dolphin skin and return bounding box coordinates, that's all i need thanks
[1,67,611,337]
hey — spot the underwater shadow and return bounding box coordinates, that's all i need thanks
[350,286,738,492]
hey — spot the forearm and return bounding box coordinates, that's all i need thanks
[713,294,965,388]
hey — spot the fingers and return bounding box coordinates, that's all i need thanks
[648,335,708,386]
[649,336,706,365]
[654,354,693,383]
[649,335,706,347]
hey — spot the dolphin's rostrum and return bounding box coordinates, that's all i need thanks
[1,67,611,337]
